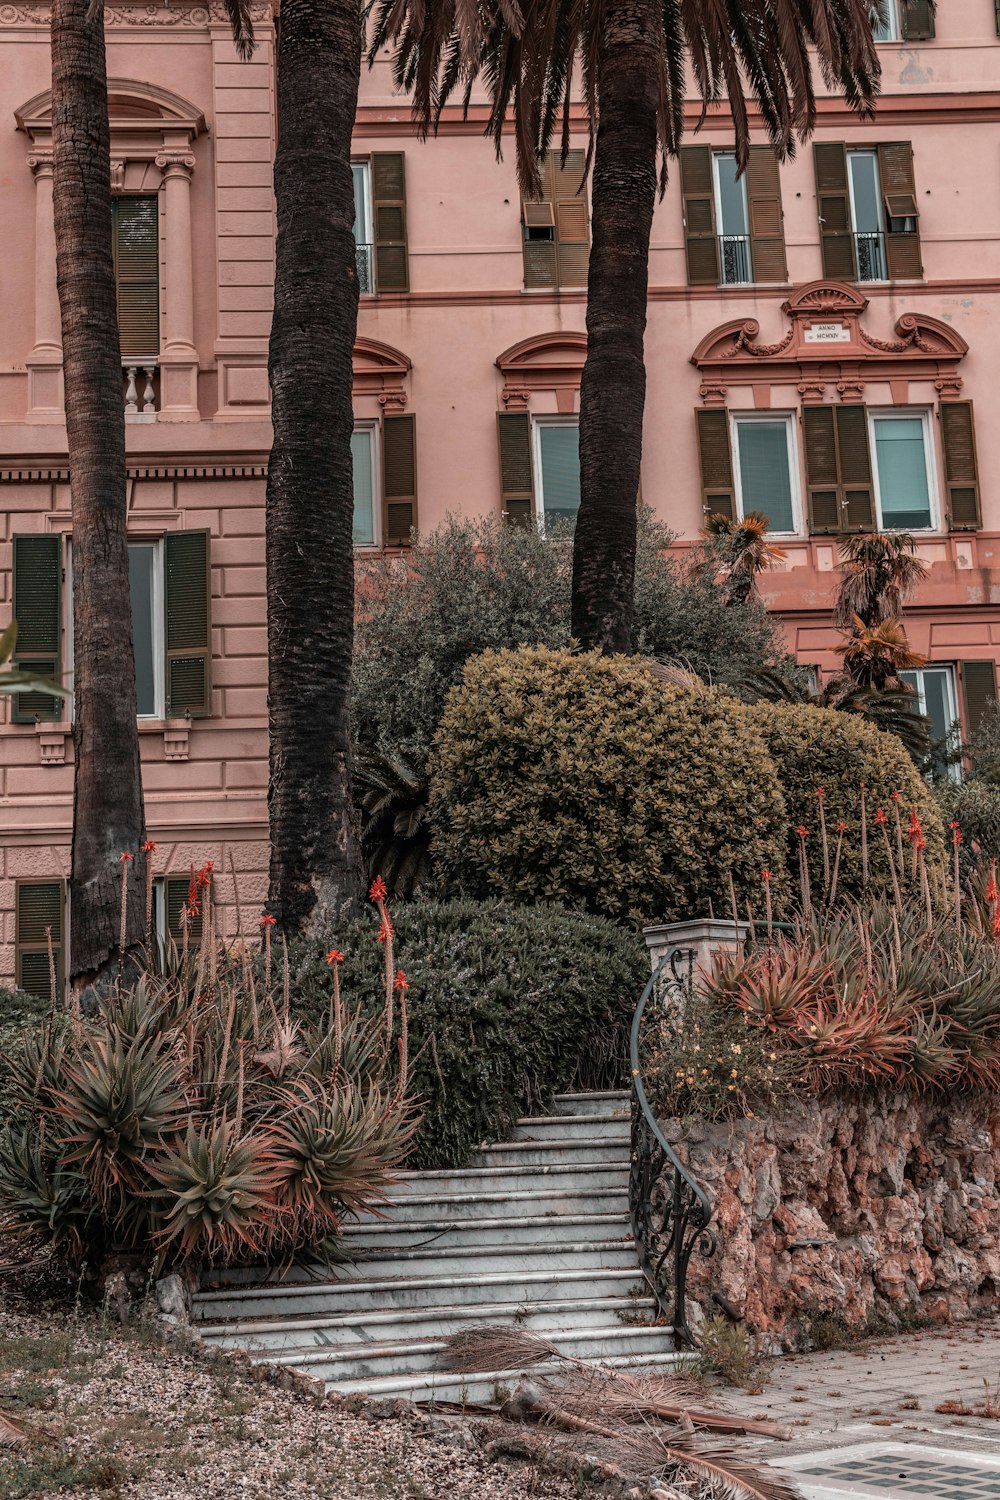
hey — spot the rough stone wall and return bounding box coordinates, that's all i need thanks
[659,1091,1000,1348]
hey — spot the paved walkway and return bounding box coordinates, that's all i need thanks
[729,1316,1000,1457]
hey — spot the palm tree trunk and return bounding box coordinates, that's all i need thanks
[266,0,365,936]
[571,0,661,654]
[51,0,148,994]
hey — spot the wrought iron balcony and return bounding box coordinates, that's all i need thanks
[355,241,375,294]
[719,234,752,286]
[854,230,888,282]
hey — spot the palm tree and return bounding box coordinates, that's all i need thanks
[51,0,148,995]
[704,511,786,607]
[836,615,927,692]
[834,531,928,629]
[371,0,879,653]
[222,0,366,936]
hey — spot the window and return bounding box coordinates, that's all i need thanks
[869,411,935,530]
[713,155,752,285]
[128,541,164,717]
[870,0,935,41]
[731,416,798,534]
[847,151,888,281]
[521,151,590,290]
[352,162,374,294]
[112,196,159,358]
[869,1,898,40]
[15,880,65,1000]
[814,142,920,282]
[352,426,378,546]
[534,421,581,528]
[900,666,960,780]
[153,875,204,960]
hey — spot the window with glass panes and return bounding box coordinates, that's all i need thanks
[900,666,960,779]
[352,163,374,293]
[870,411,934,530]
[352,426,377,546]
[732,415,797,533]
[713,154,752,285]
[534,422,581,528]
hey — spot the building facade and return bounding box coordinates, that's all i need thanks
[1,0,999,986]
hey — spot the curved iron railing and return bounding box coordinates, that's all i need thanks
[629,947,716,1347]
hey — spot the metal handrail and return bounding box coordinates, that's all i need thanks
[629,947,716,1347]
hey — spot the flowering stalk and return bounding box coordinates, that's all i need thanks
[908,805,923,881]
[762,870,773,945]
[45,925,57,1016]
[727,870,740,940]
[142,840,156,950]
[260,914,275,994]
[890,792,905,880]
[117,852,133,993]
[829,821,847,908]
[860,784,869,886]
[816,788,830,893]
[950,822,963,936]
[796,827,811,918]
[988,862,999,941]
[370,876,395,1044]
[918,840,933,932]
[875,808,902,908]
[394,968,409,1102]
[326,949,345,1073]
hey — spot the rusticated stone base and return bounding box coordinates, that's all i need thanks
[658,1091,1000,1349]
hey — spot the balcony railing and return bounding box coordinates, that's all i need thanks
[355,241,375,294]
[854,230,888,282]
[719,234,752,286]
[123,362,159,421]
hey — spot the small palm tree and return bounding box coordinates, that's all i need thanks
[834,531,929,630]
[704,512,786,607]
[836,615,927,692]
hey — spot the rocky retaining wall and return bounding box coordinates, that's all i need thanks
[659,1091,1000,1348]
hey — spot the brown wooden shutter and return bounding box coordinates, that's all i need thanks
[940,401,982,530]
[961,660,997,741]
[165,874,204,944]
[901,0,935,40]
[12,533,62,724]
[746,147,787,282]
[112,197,159,358]
[836,405,875,531]
[680,147,719,286]
[372,153,409,293]
[802,407,842,534]
[996,0,1000,37]
[553,150,590,288]
[878,142,922,280]
[696,408,735,521]
[16,879,64,1000]
[382,414,417,546]
[164,530,211,718]
[813,143,855,280]
[497,413,535,526]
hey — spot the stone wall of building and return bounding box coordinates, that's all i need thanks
[659,1091,1000,1348]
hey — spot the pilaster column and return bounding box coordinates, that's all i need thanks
[154,150,199,420]
[26,150,63,420]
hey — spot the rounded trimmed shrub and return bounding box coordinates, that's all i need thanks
[284,897,649,1169]
[428,647,788,927]
[745,700,946,898]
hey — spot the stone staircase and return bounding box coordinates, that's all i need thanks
[194,1090,679,1403]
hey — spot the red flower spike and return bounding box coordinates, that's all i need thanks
[260,914,276,928]
[141,840,156,854]
[874,808,887,825]
[394,968,408,993]
[953,828,963,847]
[993,906,1000,939]
[378,917,395,944]
[815,787,825,799]
[891,790,901,802]
[795,826,808,839]
[326,948,345,965]
[119,851,134,863]
[761,870,771,882]
[369,876,388,903]
[837,821,849,833]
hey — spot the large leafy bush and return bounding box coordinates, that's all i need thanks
[745,699,945,899]
[282,897,648,1170]
[429,647,788,928]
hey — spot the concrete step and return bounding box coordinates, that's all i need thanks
[261,1322,673,1382]
[324,1349,682,1405]
[510,1114,630,1143]
[194,1266,647,1322]
[198,1295,658,1352]
[357,1186,629,1225]
[551,1091,630,1118]
[331,1239,637,1284]
[340,1211,629,1252]
[477,1139,627,1169]
[386,1160,630,1199]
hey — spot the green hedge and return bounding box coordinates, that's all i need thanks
[745,700,946,898]
[428,647,788,928]
[284,897,648,1170]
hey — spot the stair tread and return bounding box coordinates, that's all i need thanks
[266,1323,672,1366]
[196,1264,644,1305]
[394,1161,628,1180]
[376,1187,625,1208]
[341,1211,628,1237]
[327,1349,681,1398]
[197,1295,656,1337]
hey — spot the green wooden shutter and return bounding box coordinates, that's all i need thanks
[836,405,875,531]
[814,143,855,280]
[372,154,409,293]
[941,401,982,530]
[522,155,557,290]
[497,413,535,526]
[164,530,211,718]
[112,197,160,358]
[382,414,417,546]
[802,407,842,534]
[12,533,62,724]
[878,142,922,281]
[746,147,787,283]
[696,408,735,521]
[680,147,720,286]
[901,0,935,40]
[961,660,997,741]
[165,874,204,944]
[16,880,64,1000]
[553,151,590,288]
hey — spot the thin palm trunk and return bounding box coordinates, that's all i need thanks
[570,0,661,655]
[51,0,147,994]
[266,0,365,936]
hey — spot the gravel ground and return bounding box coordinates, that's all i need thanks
[0,1301,584,1500]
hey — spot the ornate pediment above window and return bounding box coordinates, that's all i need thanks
[496,331,587,413]
[353,338,411,412]
[692,280,968,401]
[16,78,206,184]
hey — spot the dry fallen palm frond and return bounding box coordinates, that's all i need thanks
[0,1409,31,1447]
[537,1366,790,1440]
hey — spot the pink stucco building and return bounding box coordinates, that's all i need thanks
[1,0,999,988]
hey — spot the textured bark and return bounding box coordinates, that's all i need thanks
[51,0,147,991]
[571,0,660,654]
[266,0,365,936]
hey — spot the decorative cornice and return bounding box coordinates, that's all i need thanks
[353,336,411,407]
[0,461,268,484]
[2,3,270,28]
[496,330,587,407]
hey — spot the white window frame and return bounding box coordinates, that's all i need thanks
[532,416,581,531]
[352,421,381,550]
[712,152,752,286]
[729,412,802,537]
[352,160,375,295]
[867,407,939,534]
[846,148,889,283]
[869,0,899,41]
[66,537,165,720]
[901,665,962,782]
